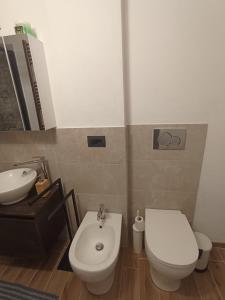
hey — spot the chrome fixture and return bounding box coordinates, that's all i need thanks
[97,204,105,227]
[14,156,49,179]
[95,242,104,251]
[22,169,33,176]
[153,128,186,150]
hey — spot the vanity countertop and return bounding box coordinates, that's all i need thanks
[0,186,59,219]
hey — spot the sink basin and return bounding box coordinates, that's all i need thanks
[0,168,37,205]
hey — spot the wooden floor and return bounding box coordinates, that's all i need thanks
[0,242,225,300]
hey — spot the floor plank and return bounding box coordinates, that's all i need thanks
[78,282,100,300]
[99,256,121,300]
[140,262,160,300]
[210,247,224,263]
[121,247,146,269]
[0,246,225,300]
[0,264,22,282]
[193,269,221,300]
[61,274,82,300]
[0,264,8,277]
[45,270,73,298]
[208,261,225,299]
[13,263,41,286]
[159,276,200,300]
[119,267,140,300]
[219,248,225,262]
[29,251,61,291]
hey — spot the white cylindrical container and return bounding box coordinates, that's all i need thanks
[194,231,212,272]
[133,224,143,254]
[135,215,145,231]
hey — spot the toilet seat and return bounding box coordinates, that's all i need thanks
[145,209,198,268]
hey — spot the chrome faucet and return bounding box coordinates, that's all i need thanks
[13,156,49,179]
[97,204,105,226]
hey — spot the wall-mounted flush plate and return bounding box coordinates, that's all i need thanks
[153,129,186,150]
[87,136,106,147]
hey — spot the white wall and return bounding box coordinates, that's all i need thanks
[0,0,125,127]
[126,0,225,241]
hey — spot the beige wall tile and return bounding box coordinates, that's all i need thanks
[0,143,48,163]
[130,159,202,192]
[128,123,207,222]
[129,189,152,218]
[77,193,128,246]
[0,162,13,172]
[151,160,202,192]
[59,161,127,195]
[53,129,83,163]
[77,193,127,217]
[128,124,207,161]
[129,160,154,190]
[47,154,61,181]
[128,125,152,161]
[150,190,197,221]
[0,129,55,145]
[54,127,126,164]
[129,189,196,221]
[0,129,55,163]
[78,127,126,163]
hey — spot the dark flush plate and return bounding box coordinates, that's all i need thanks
[87,136,106,147]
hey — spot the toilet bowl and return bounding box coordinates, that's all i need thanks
[145,209,198,292]
[69,211,122,295]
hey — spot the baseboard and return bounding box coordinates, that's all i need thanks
[213,242,225,248]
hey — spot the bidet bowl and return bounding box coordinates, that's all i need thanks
[69,211,122,294]
[0,168,37,205]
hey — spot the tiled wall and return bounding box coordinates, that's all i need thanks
[0,124,207,245]
[128,124,207,224]
[0,127,128,244]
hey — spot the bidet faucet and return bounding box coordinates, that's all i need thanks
[97,204,105,226]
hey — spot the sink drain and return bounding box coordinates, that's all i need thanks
[95,242,104,251]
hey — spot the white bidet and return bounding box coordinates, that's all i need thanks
[69,211,122,295]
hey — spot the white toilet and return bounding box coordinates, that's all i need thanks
[145,209,198,291]
[69,211,122,295]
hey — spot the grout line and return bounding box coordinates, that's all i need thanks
[192,274,204,300]
[0,264,8,277]
[208,262,224,300]
[41,269,56,293]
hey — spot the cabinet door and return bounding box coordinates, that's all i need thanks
[0,37,24,131]
[0,217,45,257]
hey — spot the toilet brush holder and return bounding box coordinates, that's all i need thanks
[133,224,143,254]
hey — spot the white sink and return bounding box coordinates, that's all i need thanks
[0,168,37,205]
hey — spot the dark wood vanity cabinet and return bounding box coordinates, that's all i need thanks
[0,187,66,257]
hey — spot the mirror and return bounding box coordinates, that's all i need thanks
[0,34,56,131]
[0,37,24,130]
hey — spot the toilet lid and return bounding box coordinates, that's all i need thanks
[145,210,198,267]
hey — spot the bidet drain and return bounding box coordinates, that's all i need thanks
[95,242,104,251]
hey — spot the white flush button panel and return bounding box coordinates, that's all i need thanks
[153,129,186,150]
